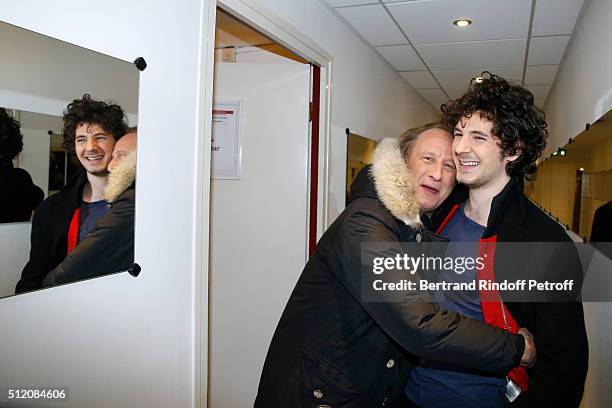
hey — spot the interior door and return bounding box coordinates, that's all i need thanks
[209,62,311,407]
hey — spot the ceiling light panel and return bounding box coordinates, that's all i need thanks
[416,38,526,71]
[453,19,472,27]
[399,71,439,89]
[524,65,560,85]
[336,5,407,46]
[527,35,571,65]
[375,45,427,71]
[327,0,378,7]
[386,0,531,45]
[531,0,584,36]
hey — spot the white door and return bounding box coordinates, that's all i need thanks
[209,62,311,407]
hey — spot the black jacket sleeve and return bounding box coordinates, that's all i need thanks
[326,209,525,376]
[42,189,135,287]
[15,207,53,293]
[18,168,44,212]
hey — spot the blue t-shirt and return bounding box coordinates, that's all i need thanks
[405,203,507,408]
[78,199,109,242]
[433,204,485,320]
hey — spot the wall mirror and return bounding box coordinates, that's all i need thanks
[0,20,139,298]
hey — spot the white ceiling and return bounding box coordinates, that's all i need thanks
[328,0,585,111]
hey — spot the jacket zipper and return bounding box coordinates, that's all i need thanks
[500,298,510,330]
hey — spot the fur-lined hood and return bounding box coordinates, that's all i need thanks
[370,137,421,228]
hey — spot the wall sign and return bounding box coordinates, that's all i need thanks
[212,101,242,179]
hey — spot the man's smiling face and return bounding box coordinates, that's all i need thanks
[74,123,116,176]
[406,128,456,213]
[453,113,516,189]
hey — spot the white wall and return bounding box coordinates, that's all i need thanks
[19,128,51,198]
[0,223,30,298]
[0,0,213,407]
[233,0,438,222]
[17,111,63,198]
[543,1,612,407]
[16,111,62,198]
[544,0,612,155]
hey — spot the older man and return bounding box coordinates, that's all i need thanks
[255,123,535,407]
[42,129,137,287]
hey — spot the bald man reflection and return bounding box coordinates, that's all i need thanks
[42,129,137,287]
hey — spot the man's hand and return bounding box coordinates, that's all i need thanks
[518,328,536,368]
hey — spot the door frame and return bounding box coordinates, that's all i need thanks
[217,0,334,236]
[199,1,334,406]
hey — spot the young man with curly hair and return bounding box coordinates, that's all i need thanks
[403,73,588,407]
[15,95,128,293]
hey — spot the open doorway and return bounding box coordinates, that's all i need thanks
[207,7,327,407]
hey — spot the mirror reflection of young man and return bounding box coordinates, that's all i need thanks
[42,129,137,286]
[404,73,588,407]
[15,95,127,293]
[255,124,535,408]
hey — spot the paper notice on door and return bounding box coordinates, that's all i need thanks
[212,101,241,179]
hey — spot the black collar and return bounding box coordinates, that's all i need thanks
[348,165,377,202]
[433,177,528,239]
[62,169,89,208]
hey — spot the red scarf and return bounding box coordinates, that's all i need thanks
[67,208,81,254]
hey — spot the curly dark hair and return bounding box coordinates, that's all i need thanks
[441,72,547,177]
[62,94,127,157]
[0,107,24,162]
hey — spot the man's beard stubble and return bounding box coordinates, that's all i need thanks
[105,153,136,202]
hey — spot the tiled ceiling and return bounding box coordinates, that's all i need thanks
[328,0,585,112]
